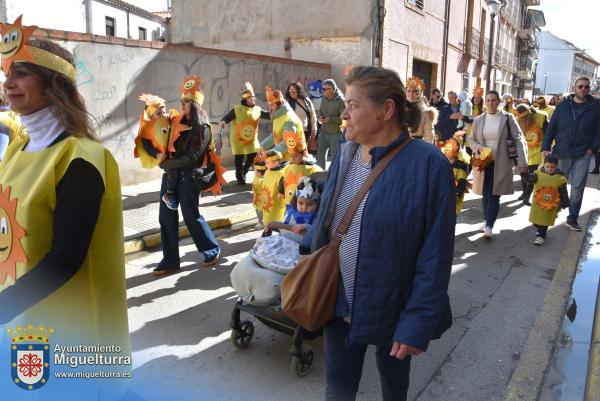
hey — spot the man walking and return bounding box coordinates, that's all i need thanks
[542,77,600,231]
[317,79,345,170]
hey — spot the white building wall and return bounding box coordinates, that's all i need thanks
[6,0,85,32]
[5,0,163,41]
[128,13,163,40]
[170,0,373,84]
[535,32,575,95]
[91,2,128,37]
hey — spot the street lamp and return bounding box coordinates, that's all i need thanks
[543,72,548,95]
[485,0,503,92]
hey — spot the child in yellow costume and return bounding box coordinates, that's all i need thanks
[465,87,485,156]
[252,154,266,225]
[527,154,569,246]
[261,150,286,230]
[278,135,323,203]
[219,82,270,185]
[441,137,470,215]
[516,104,548,205]
[260,86,305,160]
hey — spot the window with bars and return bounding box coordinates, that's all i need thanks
[105,16,115,37]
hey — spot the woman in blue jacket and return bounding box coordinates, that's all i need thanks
[302,66,455,401]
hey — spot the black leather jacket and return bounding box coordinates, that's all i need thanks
[161,123,211,170]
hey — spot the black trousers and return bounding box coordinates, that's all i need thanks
[521,164,539,201]
[234,153,256,182]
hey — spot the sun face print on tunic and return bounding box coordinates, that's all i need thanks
[236,120,258,145]
[0,185,27,285]
[534,187,560,210]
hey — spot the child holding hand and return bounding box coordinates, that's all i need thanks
[528,154,569,245]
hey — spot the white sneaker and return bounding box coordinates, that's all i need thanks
[483,226,493,240]
[534,236,545,246]
[479,224,486,233]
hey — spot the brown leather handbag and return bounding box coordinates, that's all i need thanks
[280,138,412,331]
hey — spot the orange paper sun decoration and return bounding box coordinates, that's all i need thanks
[534,187,560,210]
[0,185,27,285]
[0,15,37,74]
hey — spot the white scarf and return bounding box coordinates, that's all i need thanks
[20,107,65,152]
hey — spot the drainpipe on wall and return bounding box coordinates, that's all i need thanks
[372,0,384,67]
[84,0,93,34]
[441,0,451,93]
[126,10,130,38]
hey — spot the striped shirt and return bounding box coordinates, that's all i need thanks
[328,149,372,318]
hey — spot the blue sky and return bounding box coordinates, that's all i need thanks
[538,0,599,62]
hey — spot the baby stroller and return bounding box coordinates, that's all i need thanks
[229,223,321,376]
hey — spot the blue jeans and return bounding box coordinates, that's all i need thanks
[482,164,501,228]
[324,317,411,401]
[559,153,591,222]
[159,169,220,267]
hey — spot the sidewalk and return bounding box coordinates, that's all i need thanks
[122,169,256,254]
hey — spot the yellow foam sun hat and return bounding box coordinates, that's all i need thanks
[180,75,205,105]
[0,15,77,81]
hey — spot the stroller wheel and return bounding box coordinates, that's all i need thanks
[231,320,254,349]
[292,346,314,377]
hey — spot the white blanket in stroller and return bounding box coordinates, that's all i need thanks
[230,235,300,306]
[230,255,284,306]
[249,235,300,274]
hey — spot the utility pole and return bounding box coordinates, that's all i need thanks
[485,0,503,92]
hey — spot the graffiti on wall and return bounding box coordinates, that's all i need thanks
[71,42,328,184]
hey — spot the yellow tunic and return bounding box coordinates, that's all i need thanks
[261,167,285,224]
[0,136,129,344]
[519,112,547,166]
[0,135,129,399]
[230,104,261,155]
[262,103,304,160]
[529,170,567,227]
[252,173,263,211]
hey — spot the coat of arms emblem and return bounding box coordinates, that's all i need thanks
[8,324,53,390]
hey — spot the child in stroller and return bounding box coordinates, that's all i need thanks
[229,174,324,376]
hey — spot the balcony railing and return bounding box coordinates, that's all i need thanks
[470,27,480,60]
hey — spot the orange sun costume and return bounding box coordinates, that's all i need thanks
[177,75,227,195]
[260,86,305,160]
[133,93,176,168]
[516,107,547,166]
[529,170,567,227]
[441,138,470,215]
[229,82,263,155]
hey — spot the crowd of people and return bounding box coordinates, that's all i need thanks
[0,16,599,400]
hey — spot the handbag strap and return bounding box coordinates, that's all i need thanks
[505,115,514,140]
[333,137,412,239]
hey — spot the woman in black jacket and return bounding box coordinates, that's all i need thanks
[153,75,221,276]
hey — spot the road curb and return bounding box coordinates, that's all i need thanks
[123,209,256,255]
[585,279,600,401]
[504,175,599,401]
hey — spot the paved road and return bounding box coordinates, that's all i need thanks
[123,178,600,401]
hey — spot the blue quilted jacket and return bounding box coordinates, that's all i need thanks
[302,131,455,350]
